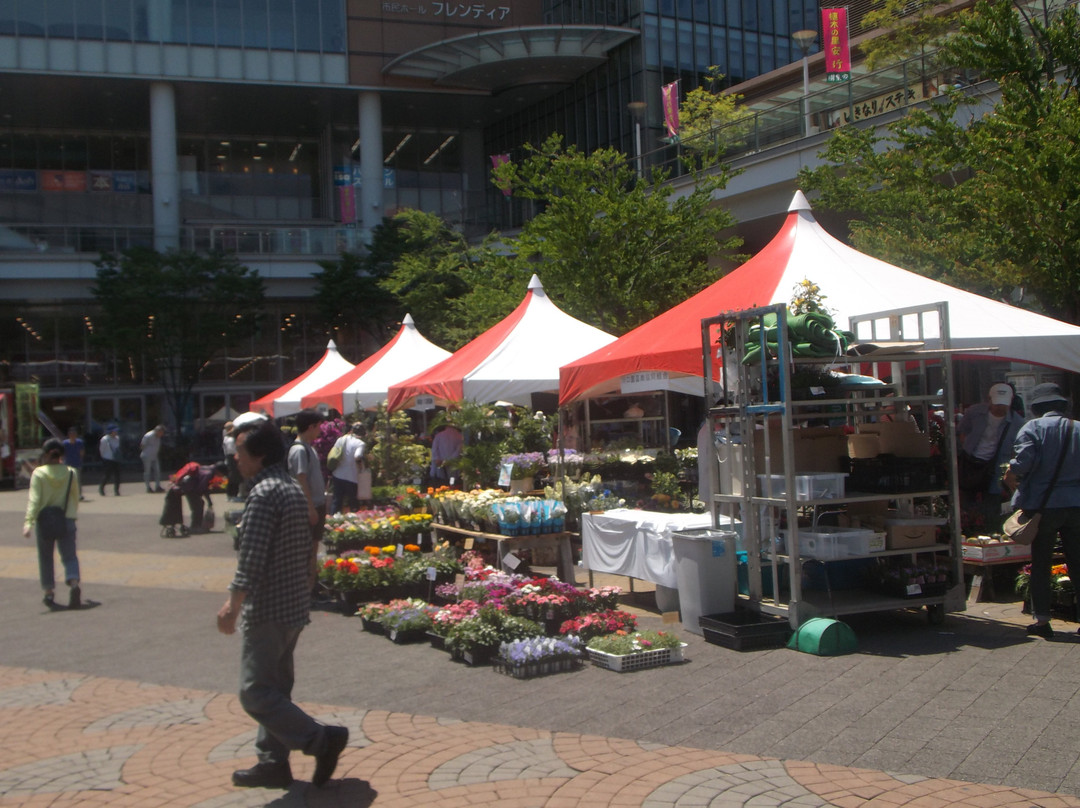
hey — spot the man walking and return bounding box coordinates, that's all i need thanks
[216,418,349,790]
[140,424,166,493]
[98,424,121,496]
[62,427,86,501]
[287,410,327,591]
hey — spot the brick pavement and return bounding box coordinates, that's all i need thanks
[3,488,1080,807]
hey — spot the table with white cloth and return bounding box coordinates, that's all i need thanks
[581,509,715,589]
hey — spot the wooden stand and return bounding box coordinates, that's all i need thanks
[433,523,577,585]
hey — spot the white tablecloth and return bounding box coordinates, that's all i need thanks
[581,509,714,588]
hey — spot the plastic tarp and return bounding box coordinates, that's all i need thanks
[559,191,1080,404]
[388,274,616,410]
[249,340,355,418]
[299,314,451,414]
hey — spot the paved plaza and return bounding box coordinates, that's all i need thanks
[3,486,1080,807]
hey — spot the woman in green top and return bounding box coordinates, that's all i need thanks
[23,438,82,610]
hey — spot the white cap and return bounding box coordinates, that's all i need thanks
[988,383,1013,406]
[232,412,269,430]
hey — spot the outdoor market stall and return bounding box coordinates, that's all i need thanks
[250,339,355,418]
[299,314,451,414]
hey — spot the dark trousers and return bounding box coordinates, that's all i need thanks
[225,456,241,498]
[99,459,121,494]
[330,477,357,515]
[1029,507,1080,621]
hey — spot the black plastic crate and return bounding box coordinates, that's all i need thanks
[847,455,945,494]
[699,610,791,652]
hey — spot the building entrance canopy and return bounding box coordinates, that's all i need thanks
[383,25,638,91]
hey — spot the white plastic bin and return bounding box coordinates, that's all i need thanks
[670,528,738,635]
[757,472,848,501]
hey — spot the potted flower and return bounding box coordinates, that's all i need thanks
[558,609,637,642]
[502,451,545,494]
[495,635,584,679]
[586,630,686,672]
[379,599,438,643]
[356,602,390,633]
[444,605,543,665]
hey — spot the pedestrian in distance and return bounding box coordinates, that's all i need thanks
[140,424,166,493]
[217,417,349,790]
[287,409,328,592]
[1002,382,1080,639]
[957,382,1025,533]
[328,422,368,515]
[98,423,122,496]
[222,420,241,501]
[24,438,84,611]
[62,427,86,501]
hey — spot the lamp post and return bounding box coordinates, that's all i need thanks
[792,29,818,137]
[627,100,646,177]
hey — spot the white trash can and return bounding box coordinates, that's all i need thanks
[671,528,738,635]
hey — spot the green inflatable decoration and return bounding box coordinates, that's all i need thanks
[787,617,857,656]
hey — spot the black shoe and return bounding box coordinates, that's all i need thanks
[232,762,292,789]
[68,586,81,610]
[312,726,349,787]
[155,487,165,493]
[1027,622,1054,639]
[43,593,64,611]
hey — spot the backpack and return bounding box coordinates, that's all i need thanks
[326,437,345,471]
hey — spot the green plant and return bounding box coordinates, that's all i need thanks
[368,402,430,486]
[587,630,682,656]
[650,470,681,500]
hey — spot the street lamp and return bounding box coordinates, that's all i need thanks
[627,100,646,177]
[792,28,818,137]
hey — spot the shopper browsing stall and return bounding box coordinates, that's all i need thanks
[957,382,1025,532]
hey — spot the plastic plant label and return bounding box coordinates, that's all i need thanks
[503,552,522,570]
[906,583,922,596]
[454,573,465,588]
[464,538,475,550]
[396,544,404,557]
[662,610,680,624]
[426,566,437,581]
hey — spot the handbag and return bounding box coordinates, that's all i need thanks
[957,423,1010,493]
[326,437,344,471]
[36,470,74,542]
[1004,418,1074,545]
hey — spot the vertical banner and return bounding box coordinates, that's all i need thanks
[490,153,511,197]
[822,8,851,82]
[661,81,680,140]
[338,185,356,222]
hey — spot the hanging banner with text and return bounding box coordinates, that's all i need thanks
[661,81,680,140]
[822,8,851,82]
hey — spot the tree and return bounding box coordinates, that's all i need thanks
[677,67,753,164]
[858,0,959,70]
[494,134,743,334]
[800,0,1080,324]
[92,248,265,438]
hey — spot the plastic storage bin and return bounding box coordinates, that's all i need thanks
[758,472,848,501]
[783,526,884,559]
[671,528,737,635]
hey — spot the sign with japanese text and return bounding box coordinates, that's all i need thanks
[822,8,851,82]
[661,81,680,139]
[621,370,671,394]
[41,171,87,192]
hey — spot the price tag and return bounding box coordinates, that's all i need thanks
[396,544,404,557]
[426,566,437,581]
[906,583,922,596]
[503,552,522,570]
[464,538,474,550]
[454,573,465,588]
[661,610,680,624]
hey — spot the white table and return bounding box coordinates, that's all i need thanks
[581,509,714,588]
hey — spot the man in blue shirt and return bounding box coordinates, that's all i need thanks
[62,427,85,501]
[957,382,1025,532]
[1003,383,1080,639]
[216,418,349,789]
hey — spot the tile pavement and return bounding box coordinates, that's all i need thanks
[2,488,1080,806]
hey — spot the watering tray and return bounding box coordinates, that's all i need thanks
[699,610,791,652]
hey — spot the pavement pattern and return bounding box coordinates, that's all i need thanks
[3,485,1080,807]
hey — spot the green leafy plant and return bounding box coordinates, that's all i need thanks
[586,630,682,655]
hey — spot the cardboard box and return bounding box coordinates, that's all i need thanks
[847,434,881,459]
[858,421,932,458]
[753,422,849,473]
[885,520,938,550]
[962,540,1032,563]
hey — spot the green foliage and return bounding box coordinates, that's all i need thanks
[650,470,682,500]
[367,402,430,486]
[678,67,754,165]
[493,134,743,335]
[801,0,1080,324]
[859,0,959,70]
[500,407,553,456]
[312,250,399,345]
[91,248,265,431]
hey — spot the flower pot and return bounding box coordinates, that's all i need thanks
[388,627,429,644]
[493,655,583,679]
[508,477,534,495]
[360,616,384,634]
[427,631,448,651]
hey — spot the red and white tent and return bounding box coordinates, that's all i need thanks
[388,275,616,410]
[250,339,355,418]
[560,191,1080,403]
[299,314,451,413]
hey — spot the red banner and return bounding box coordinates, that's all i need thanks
[41,171,87,192]
[490,153,511,197]
[822,8,851,82]
[661,81,680,139]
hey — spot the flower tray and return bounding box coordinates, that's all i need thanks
[387,627,429,644]
[360,617,384,634]
[587,643,685,673]
[874,580,951,599]
[699,611,790,652]
[493,656,583,679]
[426,631,448,651]
[451,644,499,666]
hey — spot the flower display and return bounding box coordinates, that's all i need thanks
[586,630,682,656]
[430,600,482,635]
[499,635,582,663]
[317,544,462,598]
[501,451,546,479]
[444,605,543,654]
[558,609,637,641]
[378,598,439,633]
[1015,563,1071,603]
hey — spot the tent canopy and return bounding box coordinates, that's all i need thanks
[299,314,451,414]
[560,191,1080,404]
[388,275,616,410]
[249,339,355,418]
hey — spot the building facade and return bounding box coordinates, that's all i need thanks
[0,0,820,462]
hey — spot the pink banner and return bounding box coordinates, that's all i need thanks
[338,186,356,222]
[661,81,680,139]
[822,8,851,81]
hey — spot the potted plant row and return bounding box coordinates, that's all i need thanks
[585,630,687,672]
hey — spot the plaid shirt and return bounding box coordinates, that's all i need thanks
[230,463,311,629]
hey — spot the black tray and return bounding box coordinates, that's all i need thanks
[699,610,791,652]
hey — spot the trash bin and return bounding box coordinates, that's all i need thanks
[671,528,738,635]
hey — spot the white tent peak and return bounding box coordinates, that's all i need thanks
[788,190,812,213]
[402,313,416,327]
[528,274,545,295]
[326,339,339,351]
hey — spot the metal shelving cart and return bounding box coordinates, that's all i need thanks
[700,302,967,627]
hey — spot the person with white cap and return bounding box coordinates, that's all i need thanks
[956,383,1025,526]
[1003,382,1080,639]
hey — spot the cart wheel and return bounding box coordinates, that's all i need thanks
[927,604,945,625]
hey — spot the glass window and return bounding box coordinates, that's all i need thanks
[46,0,76,37]
[727,29,742,83]
[724,0,738,27]
[659,16,675,70]
[320,0,344,52]
[743,32,758,77]
[268,0,292,49]
[15,1,45,36]
[242,0,266,47]
[74,0,103,37]
[104,0,132,40]
[709,0,723,25]
[642,14,659,69]
[694,24,708,71]
[0,0,14,35]
[216,0,241,46]
[759,33,774,73]
[295,1,318,50]
[188,0,214,44]
[677,19,693,71]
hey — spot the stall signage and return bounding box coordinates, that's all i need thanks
[413,394,436,411]
[621,370,671,393]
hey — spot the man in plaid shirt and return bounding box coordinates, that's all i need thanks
[217,418,350,790]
